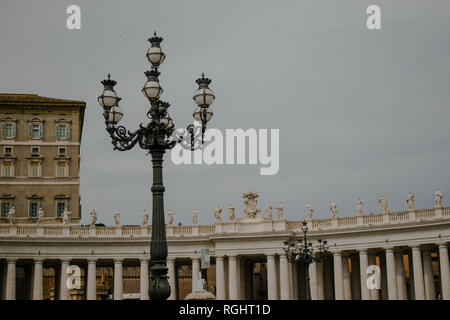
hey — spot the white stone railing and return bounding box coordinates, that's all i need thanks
[0,206,449,238]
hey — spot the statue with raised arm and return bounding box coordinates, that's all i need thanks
[378,195,389,214]
[113,210,120,227]
[276,201,284,219]
[330,201,338,218]
[7,206,15,225]
[167,210,174,225]
[266,204,273,220]
[37,207,45,224]
[192,209,198,225]
[357,198,363,216]
[62,208,72,225]
[141,209,149,226]
[228,204,235,221]
[89,209,97,227]
[406,192,415,211]
[213,205,222,223]
[306,203,314,220]
[435,189,443,208]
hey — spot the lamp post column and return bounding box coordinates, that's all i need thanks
[149,149,170,300]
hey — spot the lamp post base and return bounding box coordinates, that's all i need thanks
[149,263,171,300]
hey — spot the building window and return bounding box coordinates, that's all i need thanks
[30,161,41,177]
[31,147,40,154]
[4,146,13,154]
[2,123,16,139]
[29,123,43,139]
[57,161,67,177]
[1,201,12,217]
[56,124,69,140]
[56,200,67,218]
[58,147,66,155]
[29,201,39,218]
[2,160,13,177]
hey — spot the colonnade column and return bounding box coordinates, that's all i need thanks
[368,254,379,300]
[228,255,238,300]
[279,254,291,300]
[140,258,149,300]
[87,259,97,300]
[60,259,70,300]
[215,256,225,300]
[113,259,123,300]
[385,248,398,300]
[359,250,370,300]
[438,243,450,300]
[266,254,277,300]
[395,252,407,300]
[33,258,44,300]
[167,258,176,300]
[309,261,318,300]
[316,261,325,300]
[422,249,435,300]
[411,246,425,300]
[333,252,344,300]
[192,258,200,291]
[342,255,352,300]
[6,258,16,300]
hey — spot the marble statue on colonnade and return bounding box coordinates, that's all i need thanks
[406,192,415,211]
[276,201,284,219]
[265,204,273,220]
[213,205,222,223]
[89,209,97,227]
[435,189,443,208]
[113,210,120,227]
[62,208,72,225]
[330,200,338,218]
[378,195,389,214]
[357,198,363,216]
[141,209,149,226]
[228,204,235,221]
[192,209,198,225]
[306,203,313,220]
[167,210,174,225]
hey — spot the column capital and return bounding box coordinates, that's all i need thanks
[60,258,71,264]
[34,257,45,263]
[383,247,395,252]
[438,242,449,249]
[409,245,421,250]
[228,255,237,261]
[167,257,175,263]
[113,258,124,263]
[358,248,368,254]
[87,258,97,264]
[265,253,276,259]
[215,256,224,261]
[139,258,149,263]
[331,250,342,256]
[7,258,17,263]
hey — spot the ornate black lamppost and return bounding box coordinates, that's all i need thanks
[283,221,329,300]
[97,32,215,300]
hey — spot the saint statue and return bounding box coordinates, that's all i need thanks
[266,204,273,220]
[7,206,15,225]
[306,203,314,220]
[213,205,222,223]
[37,207,45,224]
[62,208,72,225]
[167,210,174,225]
[192,209,199,225]
[435,189,443,208]
[113,210,120,227]
[378,195,389,214]
[330,201,338,218]
[89,209,97,227]
[141,209,149,226]
[357,198,363,216]
[406,192,415,211]
[276,201,284,219]
[228,204,235,221]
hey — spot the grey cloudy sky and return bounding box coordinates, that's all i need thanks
[1,0,450,226]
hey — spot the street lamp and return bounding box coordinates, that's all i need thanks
[283,221,329,300]
[97,32,215,300]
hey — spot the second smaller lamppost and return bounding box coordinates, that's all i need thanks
[283,221,329,300]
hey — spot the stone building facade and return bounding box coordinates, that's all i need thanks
[0,191,449,300]
[0,94,85,223]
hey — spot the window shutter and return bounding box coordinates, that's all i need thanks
[67,125,70,139]
[12,124,16,138]
[1,124,4,138]
[28,123,32,138]
[39,124,43,138]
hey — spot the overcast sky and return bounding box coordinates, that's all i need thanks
[1,0,450,226]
